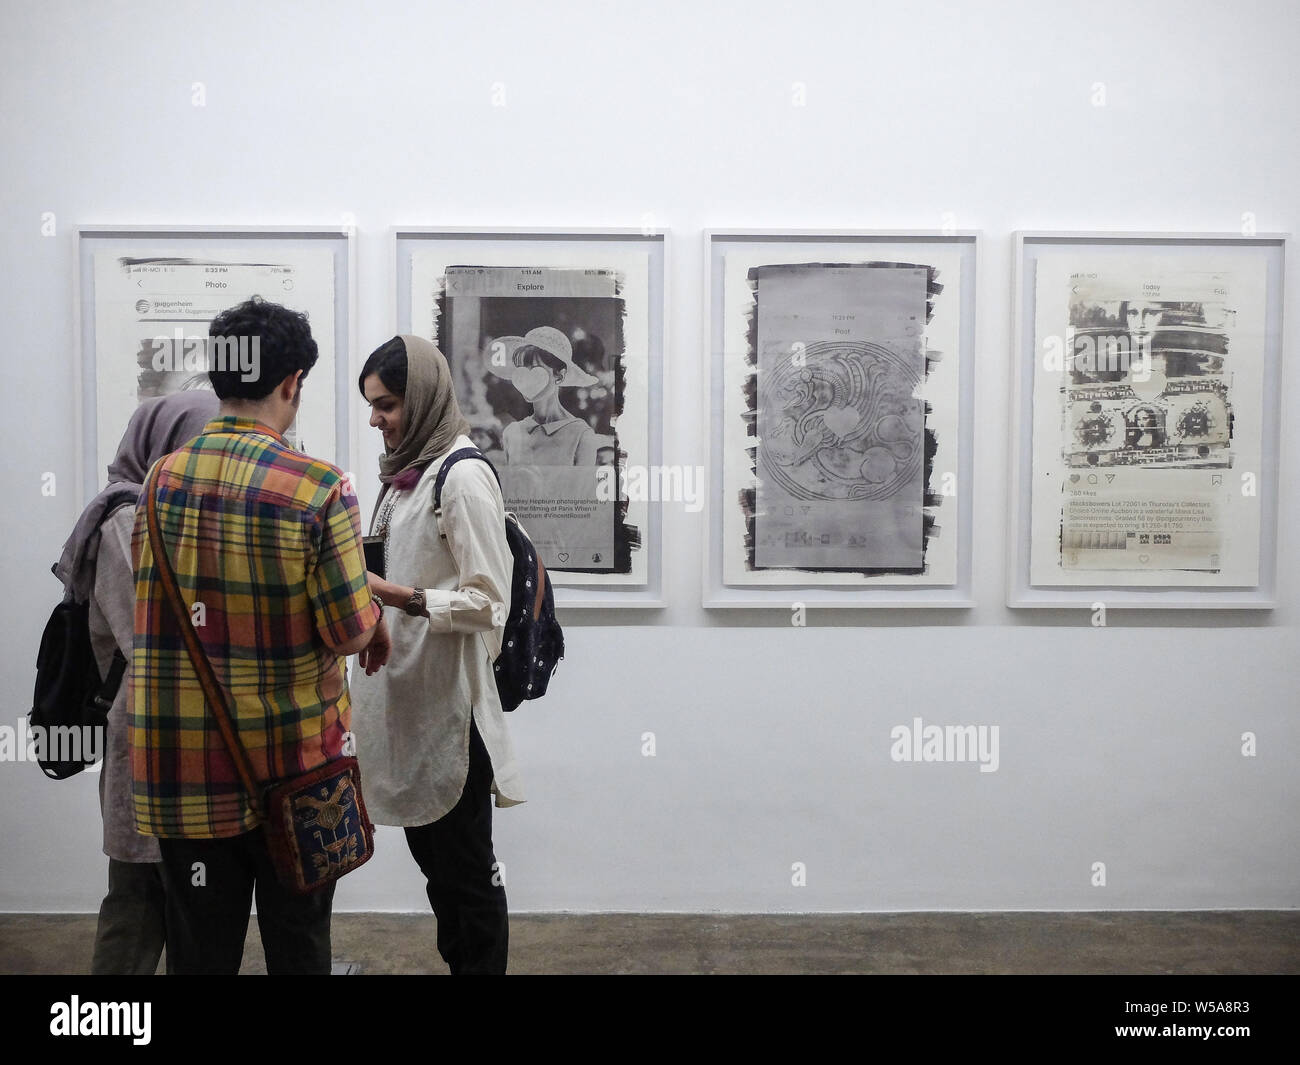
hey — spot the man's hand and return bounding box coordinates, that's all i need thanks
[358,614,391,675]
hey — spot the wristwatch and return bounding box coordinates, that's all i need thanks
[403,588,427,617]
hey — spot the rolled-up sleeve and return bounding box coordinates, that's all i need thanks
[308,483,382,651]
[426,466,511,657]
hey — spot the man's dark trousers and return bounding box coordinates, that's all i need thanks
[157,827,335,974]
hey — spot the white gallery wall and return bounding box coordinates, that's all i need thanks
[1,0,1297,912]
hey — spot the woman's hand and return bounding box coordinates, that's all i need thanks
[367,571,397,606]
[368,572,425,616]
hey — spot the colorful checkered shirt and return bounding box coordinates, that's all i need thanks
[130,416,381,838]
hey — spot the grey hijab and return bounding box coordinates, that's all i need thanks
[54,391,219,599]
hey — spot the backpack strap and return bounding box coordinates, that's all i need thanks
[103,487,139,516]
[93,652,128,713]
[432,447,501,539]
[95,493,139,698]
[52,486,140,602]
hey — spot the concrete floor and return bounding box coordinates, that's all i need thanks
[2,911,1297,974]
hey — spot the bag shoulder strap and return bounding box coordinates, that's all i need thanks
[51,487,139,603]
[93,651,128,712]
[89,492,137,706]
[143,460,263,814]
[102,487,139,519]
[432,447,501,537]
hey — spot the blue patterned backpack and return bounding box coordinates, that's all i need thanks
[433,448,564,711]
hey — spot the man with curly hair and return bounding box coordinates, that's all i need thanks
[130,297,390,974]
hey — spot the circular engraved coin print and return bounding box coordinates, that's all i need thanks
[758,340,923,502]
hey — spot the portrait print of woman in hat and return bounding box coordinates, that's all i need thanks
[489,325,599,466]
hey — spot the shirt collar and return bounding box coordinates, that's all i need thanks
[521,414,576,436]
[204,415,287,444]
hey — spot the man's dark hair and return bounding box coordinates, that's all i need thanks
[358,336,408,397]
[207,296,318,400]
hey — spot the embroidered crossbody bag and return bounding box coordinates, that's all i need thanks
[144,461,375,894]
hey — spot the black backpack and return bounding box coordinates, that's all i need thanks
[433,448,564,712]
[31,498,134,779]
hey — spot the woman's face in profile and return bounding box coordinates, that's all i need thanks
[364,373,405,450]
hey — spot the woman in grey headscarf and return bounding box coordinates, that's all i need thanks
[352,335,524,975]
[55,390,219,974]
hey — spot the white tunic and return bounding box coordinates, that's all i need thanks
[351,435,524,826]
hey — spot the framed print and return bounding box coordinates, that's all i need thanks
[1009,231,1286,609]
[704,230,977,608]
[394,227,666,608]
[74,225,355,503]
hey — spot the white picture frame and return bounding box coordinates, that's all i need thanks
[393,226,667,609]
[1008,231,1287,609]
[74,224,357,504]
[704,229,978,609]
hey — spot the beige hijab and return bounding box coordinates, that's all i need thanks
[373,335,472,531]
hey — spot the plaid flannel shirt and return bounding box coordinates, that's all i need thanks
[129,416,380,838]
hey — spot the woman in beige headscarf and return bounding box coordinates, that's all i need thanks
[351,335,523,975]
